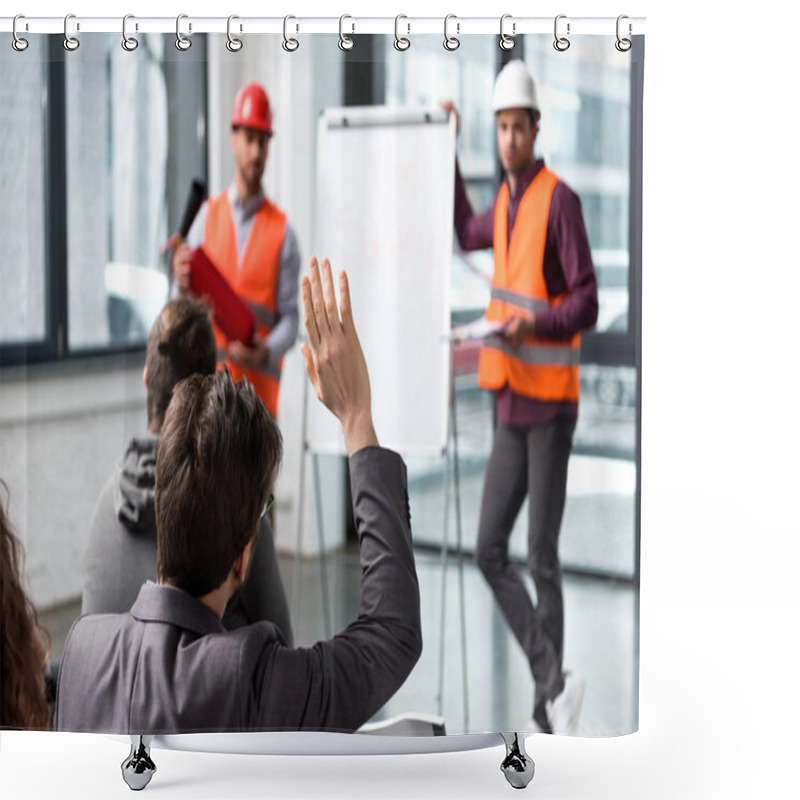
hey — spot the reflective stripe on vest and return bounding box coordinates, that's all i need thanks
[490,287,551,315]
[203,192,287,417]
[477,167,581,403]
[483,335,581,366]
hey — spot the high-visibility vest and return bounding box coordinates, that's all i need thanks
[477,167,581,403]
[203,192,287,417]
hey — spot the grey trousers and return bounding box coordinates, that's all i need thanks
[475,416,576,726]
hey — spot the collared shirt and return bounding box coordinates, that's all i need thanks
[453,159,598,426]
[186,184,301,371]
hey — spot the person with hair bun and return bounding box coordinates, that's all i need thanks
[81,297,293,642]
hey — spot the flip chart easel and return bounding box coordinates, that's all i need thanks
[292,105,470,729]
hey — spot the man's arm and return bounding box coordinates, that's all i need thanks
[263,225,301,368]
[252,257,421,731]
[258,446,420,731]
[441,101,495,253]
[454,160,496,252]
[533,183,599,339]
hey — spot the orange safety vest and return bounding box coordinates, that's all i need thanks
[478,167,581,403]
[203,192,287,417]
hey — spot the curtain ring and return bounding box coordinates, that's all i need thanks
[443,14,460,51]
[283,15,299,52]
[12,14,29,52]
[122,14,139,52]
[226,15,243,52]
[175,14,192,51]
[63,13,80,51]
[553,14,570,52]
[615,15,632,52]
[338,15,355,51]
[394,15,410,51]
[499,14,516,51]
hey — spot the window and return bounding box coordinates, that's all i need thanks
[0,35,207,365]
[0,38,47,347]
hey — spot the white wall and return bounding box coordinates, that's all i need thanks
[0,362,147,610]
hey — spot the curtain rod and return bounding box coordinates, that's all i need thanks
[1,15,646,37]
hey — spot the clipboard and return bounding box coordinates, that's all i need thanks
[189,246,256,345]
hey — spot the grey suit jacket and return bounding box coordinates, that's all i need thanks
[55,447,421,734]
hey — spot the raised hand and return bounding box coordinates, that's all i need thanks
[301,257,378,455]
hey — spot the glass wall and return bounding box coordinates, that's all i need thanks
[0,35,207,364]
[0,37,48,347]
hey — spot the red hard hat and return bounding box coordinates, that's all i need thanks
[230,82,273,134]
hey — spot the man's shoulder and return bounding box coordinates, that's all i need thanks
[259,195,289,225]
[72,604,139,634]
[537,167,579,204]
[61,608,138,673]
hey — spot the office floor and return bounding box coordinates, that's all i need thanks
[42,547,637,739]
[285,548,638,738]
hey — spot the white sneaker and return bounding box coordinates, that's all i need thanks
[545,673,586,736]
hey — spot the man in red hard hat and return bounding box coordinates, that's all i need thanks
[171,82,300,419]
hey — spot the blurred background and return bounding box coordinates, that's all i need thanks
[0,31,642,737]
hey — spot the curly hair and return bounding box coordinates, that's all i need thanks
[0,481,51,729]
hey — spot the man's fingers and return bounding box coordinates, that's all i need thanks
[302,275,321,349]
[308,257,331,337]
[300,344,319,389]
[339,270,354,335]
[320,258,341,333]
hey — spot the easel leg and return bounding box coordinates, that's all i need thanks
[436,342,470,729]
[449,352,469,732]
[292,373,312,637]
[312,453,332,638]
[121,735,156,791]
[500,732,535,789]
[435,424,452,718]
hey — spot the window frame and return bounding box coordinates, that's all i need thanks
[0,35,208,369]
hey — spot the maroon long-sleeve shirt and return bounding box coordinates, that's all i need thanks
[454,159,598,426]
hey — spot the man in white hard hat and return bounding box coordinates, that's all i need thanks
[444,60,598,736]
[170,82,300,420]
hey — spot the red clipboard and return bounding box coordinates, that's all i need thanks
[189,246,255,345]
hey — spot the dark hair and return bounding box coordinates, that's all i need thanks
[155,368,283,597]
[0,481,51,729]
[145,298,217,432]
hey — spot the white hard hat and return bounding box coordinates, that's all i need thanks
[492,60,540,121]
